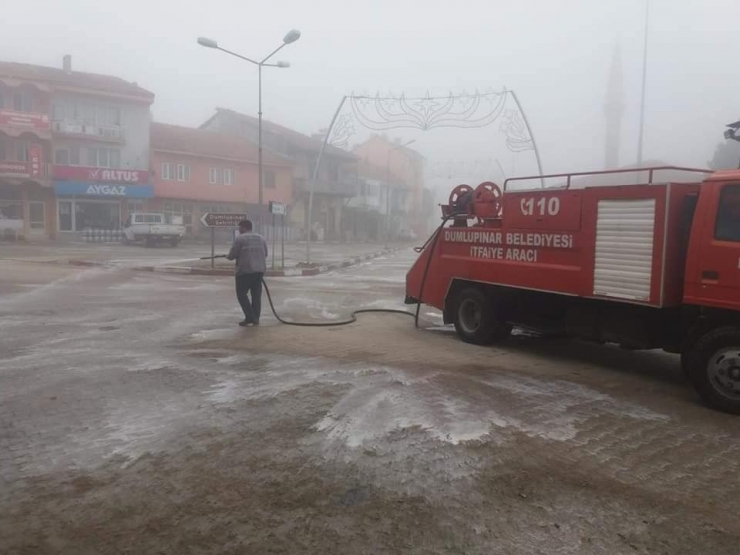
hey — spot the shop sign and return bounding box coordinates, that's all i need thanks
[0,110,50,130]
[53,165,149,184]
[29,144,42,177]
[54,180,154,198]
[0,161,29,175]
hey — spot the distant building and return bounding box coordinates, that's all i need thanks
[0,56,154,239]
[353,135,429,236]
[345,160,409,241]
[200,108,357,241]
[149,123,294,238]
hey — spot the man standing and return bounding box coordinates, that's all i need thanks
[227,220,268,326]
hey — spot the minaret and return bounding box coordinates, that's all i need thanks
[604,43,624,169]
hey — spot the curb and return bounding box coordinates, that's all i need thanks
[132,247,404,277]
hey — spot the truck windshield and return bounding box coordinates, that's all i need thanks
[715,184,740,241]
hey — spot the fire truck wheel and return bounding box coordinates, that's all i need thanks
[686,327,740,415]
[453,288,511,345]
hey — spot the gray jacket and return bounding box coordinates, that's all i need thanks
[227,232,268,275]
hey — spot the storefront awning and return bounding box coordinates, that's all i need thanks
[54,181,154,198]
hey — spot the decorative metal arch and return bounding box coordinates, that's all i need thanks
[305,89,544,263]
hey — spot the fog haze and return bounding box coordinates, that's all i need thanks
[3,0,737,179]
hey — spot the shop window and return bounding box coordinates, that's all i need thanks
[264,169,276,189]
[74,201,121,230]
[127,200,144,214]
[29,202,45,230]
[0,201,23,220]
[176,164,190,182]
[58,201,73,231]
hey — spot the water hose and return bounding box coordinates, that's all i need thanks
[262,215,452,328]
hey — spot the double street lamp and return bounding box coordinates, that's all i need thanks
[197,30,301,230]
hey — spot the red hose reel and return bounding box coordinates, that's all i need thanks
[447,181,503,219]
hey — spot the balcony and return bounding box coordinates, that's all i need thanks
[0,160,50,180]
[51,120,125,143]
[0,109,51,136]
[294,177,358,197]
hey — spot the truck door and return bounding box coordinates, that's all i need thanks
[692,183,740,309]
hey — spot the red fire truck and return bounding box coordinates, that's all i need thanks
[406,167,740,414]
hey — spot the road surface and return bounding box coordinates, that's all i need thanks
[0,250,738,554]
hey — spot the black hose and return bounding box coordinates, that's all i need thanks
[262,215,452,328]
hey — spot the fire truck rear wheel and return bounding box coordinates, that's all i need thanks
[453,288,511,345]
[686,326,740,415]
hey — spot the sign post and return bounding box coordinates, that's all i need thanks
[269,202,287,269]
[199,213,247,269]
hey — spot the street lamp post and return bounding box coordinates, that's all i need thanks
[385,139,415,248]
[197,30,300,231]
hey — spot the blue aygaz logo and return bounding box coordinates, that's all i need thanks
[54,181,154,198]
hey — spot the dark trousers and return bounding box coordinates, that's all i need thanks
[235,272,263,322]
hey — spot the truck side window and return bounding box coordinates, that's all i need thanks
[715,184,740,242]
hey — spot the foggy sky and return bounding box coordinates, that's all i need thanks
[2,0,738,182]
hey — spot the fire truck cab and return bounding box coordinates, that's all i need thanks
[406,167,740,414]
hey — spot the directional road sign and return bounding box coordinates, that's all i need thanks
[269,201,287,216]
[199,213,246,228]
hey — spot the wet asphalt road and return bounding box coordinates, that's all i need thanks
[0,250,738,554]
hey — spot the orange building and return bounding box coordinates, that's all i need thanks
[149,123,293,236]
[353,135,429,236]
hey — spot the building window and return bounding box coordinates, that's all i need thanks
[223,168,234,185]
[82,104,96,125]
[209,167,220,184]
[161,162,175,180]
[55,148,69,165]
[264,169,276,189]
[52,103,65,121]
[12,92,32,113]
[55,146,81,166]
[87,147,120,168]
[14,141,29,162]
[98,106,121,126]
[176,164,190,182]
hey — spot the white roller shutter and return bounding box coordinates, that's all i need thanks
[593,199,656,301]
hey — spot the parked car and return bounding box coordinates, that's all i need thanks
[123,213,185,247]
[397,229,417,241]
